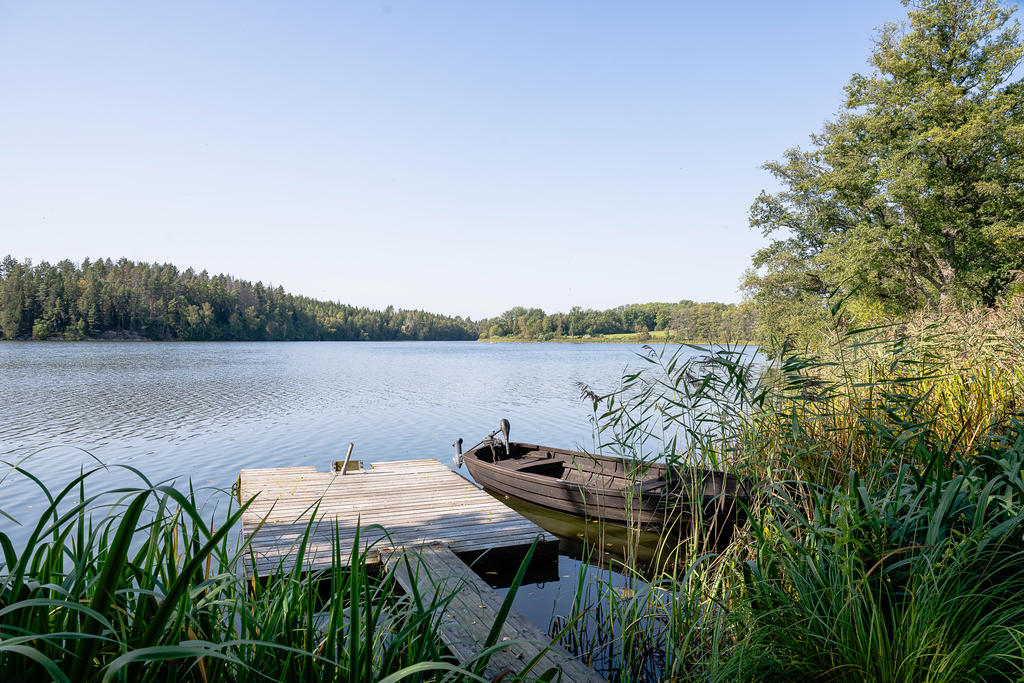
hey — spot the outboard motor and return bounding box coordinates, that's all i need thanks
[452,437,464,468]
[499,419,511,458]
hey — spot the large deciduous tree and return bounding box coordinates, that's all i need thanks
[745,0,1024,339]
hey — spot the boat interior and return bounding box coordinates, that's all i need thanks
[479,442,673,492]
[475,441,747,498]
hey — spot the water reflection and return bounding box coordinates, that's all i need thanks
[498,494,672,576]
[1,341,677,526]
[485,491,677,680]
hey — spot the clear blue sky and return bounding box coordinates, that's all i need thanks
[1,1,913,319]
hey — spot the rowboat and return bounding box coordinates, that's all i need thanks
[453,421,751,530]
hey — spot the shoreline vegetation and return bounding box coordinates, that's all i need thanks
[477,334,758,345]
[3,298,1022,681]
[474,302,757,344]
[0,255,758,344]
[0,256,479,343]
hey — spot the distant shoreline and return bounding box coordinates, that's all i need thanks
[2,334,759,346]
[477,336,757,346]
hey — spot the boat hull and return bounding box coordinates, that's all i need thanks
[461,441,748,531]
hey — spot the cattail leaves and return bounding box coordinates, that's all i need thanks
[0,463,483,682]
[566,295,1024,679]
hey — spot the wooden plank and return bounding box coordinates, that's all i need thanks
[245,520,544,548]
[248,527,549,559]
[241,495,532,525]
[244,524,546,557]
[243,511,543,538]
[239,468,481,487]
[239,465,319,475]
[386,544,602,683]
[241,501,513,523]
[247,529,548,565]
[240,486,499,514]
[247,529,551,572]
[239,460,445,482]
[242,502,528,526]
[238,460,557,576]
[249,533,551,575]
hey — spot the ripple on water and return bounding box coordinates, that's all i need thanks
[0,341,738,532]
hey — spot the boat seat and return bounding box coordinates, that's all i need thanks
[639,477,670,494]
[494,452,555,469]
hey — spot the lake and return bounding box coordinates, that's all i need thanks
[0,340,683,498]
[0,339,731,670]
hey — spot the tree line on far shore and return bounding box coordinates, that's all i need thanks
[0,255,757,344]
[0,256,478,341]
[477,301,758,342]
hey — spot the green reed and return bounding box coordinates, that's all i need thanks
[546,296,1024,681]
[726,442,1024,682]
[0,459,558,682]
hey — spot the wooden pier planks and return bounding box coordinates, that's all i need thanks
[386,544,603,683]
[238,459,601,681]
[237,459,557,576]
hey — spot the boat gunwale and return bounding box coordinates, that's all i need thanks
[461,441,744,503]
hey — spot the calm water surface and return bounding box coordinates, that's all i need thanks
[1,341,658,487]
[0,340,720,662]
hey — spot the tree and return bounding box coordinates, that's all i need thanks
[0,257,479,342]
[745,0,1024,340]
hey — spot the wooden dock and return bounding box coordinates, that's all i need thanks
[386,543,602,682]
[237,458,603,682]
[238,459,557,575]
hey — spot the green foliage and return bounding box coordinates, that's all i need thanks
[567,295,1024,680]
[0,256,478,342]
[30,320,52,340]
[479,300,758,343]
[0,459,565,681]
[745,0,1024,343]
[727,448,1024,682]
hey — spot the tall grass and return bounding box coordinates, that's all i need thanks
[727,443,1024,682]
[547,296,1024,681]
[0,462,503,681]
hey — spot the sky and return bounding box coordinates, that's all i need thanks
[1,1,915,320]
